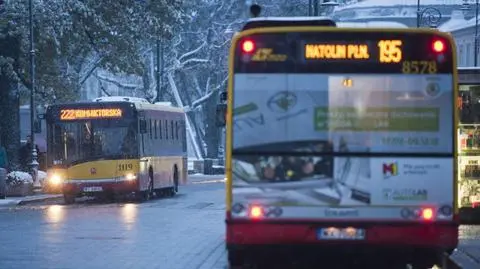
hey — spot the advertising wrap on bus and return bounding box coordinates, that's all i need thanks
[230,32,455,221]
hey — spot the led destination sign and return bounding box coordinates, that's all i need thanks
[234,32,453,74]
[59,108,123,120]
[304,40,404,63]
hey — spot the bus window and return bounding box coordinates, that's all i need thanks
[175,121,179,140]
[165,119,168,140]
[149,119,153,139]
[160,120,163,140]
[154,120,158,139]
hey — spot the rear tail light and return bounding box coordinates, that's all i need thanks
[421,208,434,221]
[432,39,445,53]
[249,205,264,219]
[241,39,255,53]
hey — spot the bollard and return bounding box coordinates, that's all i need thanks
[0,168,6,199]
[204,159,213,175]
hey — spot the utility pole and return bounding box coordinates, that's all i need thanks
[474,0,479,66]
[29,0,39,187]
[313,0,319,16]
[308,0,312,16]
[155,39,163,102]
[416,0,420,27]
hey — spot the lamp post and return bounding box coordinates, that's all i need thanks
[416,0,442,28]
[28,0,39,187]
[461,0,479,66]
[155,39,163,102]
[319,1,339,16]
[475,0,479,67]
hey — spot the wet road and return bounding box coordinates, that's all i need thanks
[0,175,227,269]
[0,175,479,269]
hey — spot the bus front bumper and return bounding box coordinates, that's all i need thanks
[62,178,139,196]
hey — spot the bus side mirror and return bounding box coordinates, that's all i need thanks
[139,119,147,134]
[216,104,227,127]
[33,120,42,133]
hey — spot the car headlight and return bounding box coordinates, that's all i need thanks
[125,173,136,181]
[49,174,63,185]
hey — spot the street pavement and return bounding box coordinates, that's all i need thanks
[0,174,478,269]
[0,175,227,269]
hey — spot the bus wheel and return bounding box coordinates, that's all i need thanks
[173,167,179,193]
[228,250,245,267]
[144,178,154,201]
[63,193,75,204]
[136,178,153,202]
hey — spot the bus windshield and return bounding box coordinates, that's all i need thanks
[47,119,138,166]
[231,30,454,186]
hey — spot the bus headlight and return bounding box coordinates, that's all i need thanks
[125,173,136,181]
[49,174,63,185]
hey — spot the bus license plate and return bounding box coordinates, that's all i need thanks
[317,227,365,240]
[83,186,103,192]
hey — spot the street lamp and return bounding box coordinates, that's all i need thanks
[311,0,338,17]
[416,0,442,28]
[28,0,39,187]
[319,1,339,16]
[475,0,479,67]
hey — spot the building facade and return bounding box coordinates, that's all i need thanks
[439,11,479,67]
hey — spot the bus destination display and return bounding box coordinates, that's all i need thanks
[303,39,444,74]
[60,108,123,120]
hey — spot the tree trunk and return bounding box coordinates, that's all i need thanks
[0,78,21,170]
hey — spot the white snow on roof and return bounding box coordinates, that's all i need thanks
[458,67,480,71]
[337,21,408,28]
[247,16,333,22]
[440,16,479,32]
[438,10,469,32]
[336,0,470,11]
[92,96,150,103]
[154,101,173,106]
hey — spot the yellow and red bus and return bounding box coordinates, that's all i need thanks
[219,14,458,268]
[45,97,187,203]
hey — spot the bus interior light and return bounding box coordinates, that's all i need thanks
[421,208,434,221]
[432,40,445,53]
[242,39,255,53]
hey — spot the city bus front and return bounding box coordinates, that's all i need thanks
[225,27,458,267]
[45,102,141,202]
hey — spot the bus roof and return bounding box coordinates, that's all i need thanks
[242,16,336,30]
[93,96,150,103]
[336,21,408,28]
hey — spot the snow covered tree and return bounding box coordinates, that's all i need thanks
[0,0,183,167]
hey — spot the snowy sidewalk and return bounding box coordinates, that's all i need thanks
[0,193,62,208]
[188,174,225,184]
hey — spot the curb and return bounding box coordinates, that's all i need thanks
[447,253,463,269]
[17,194,63,205]
[0,194,63,207]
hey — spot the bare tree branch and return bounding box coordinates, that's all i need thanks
[95,74,139,89]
